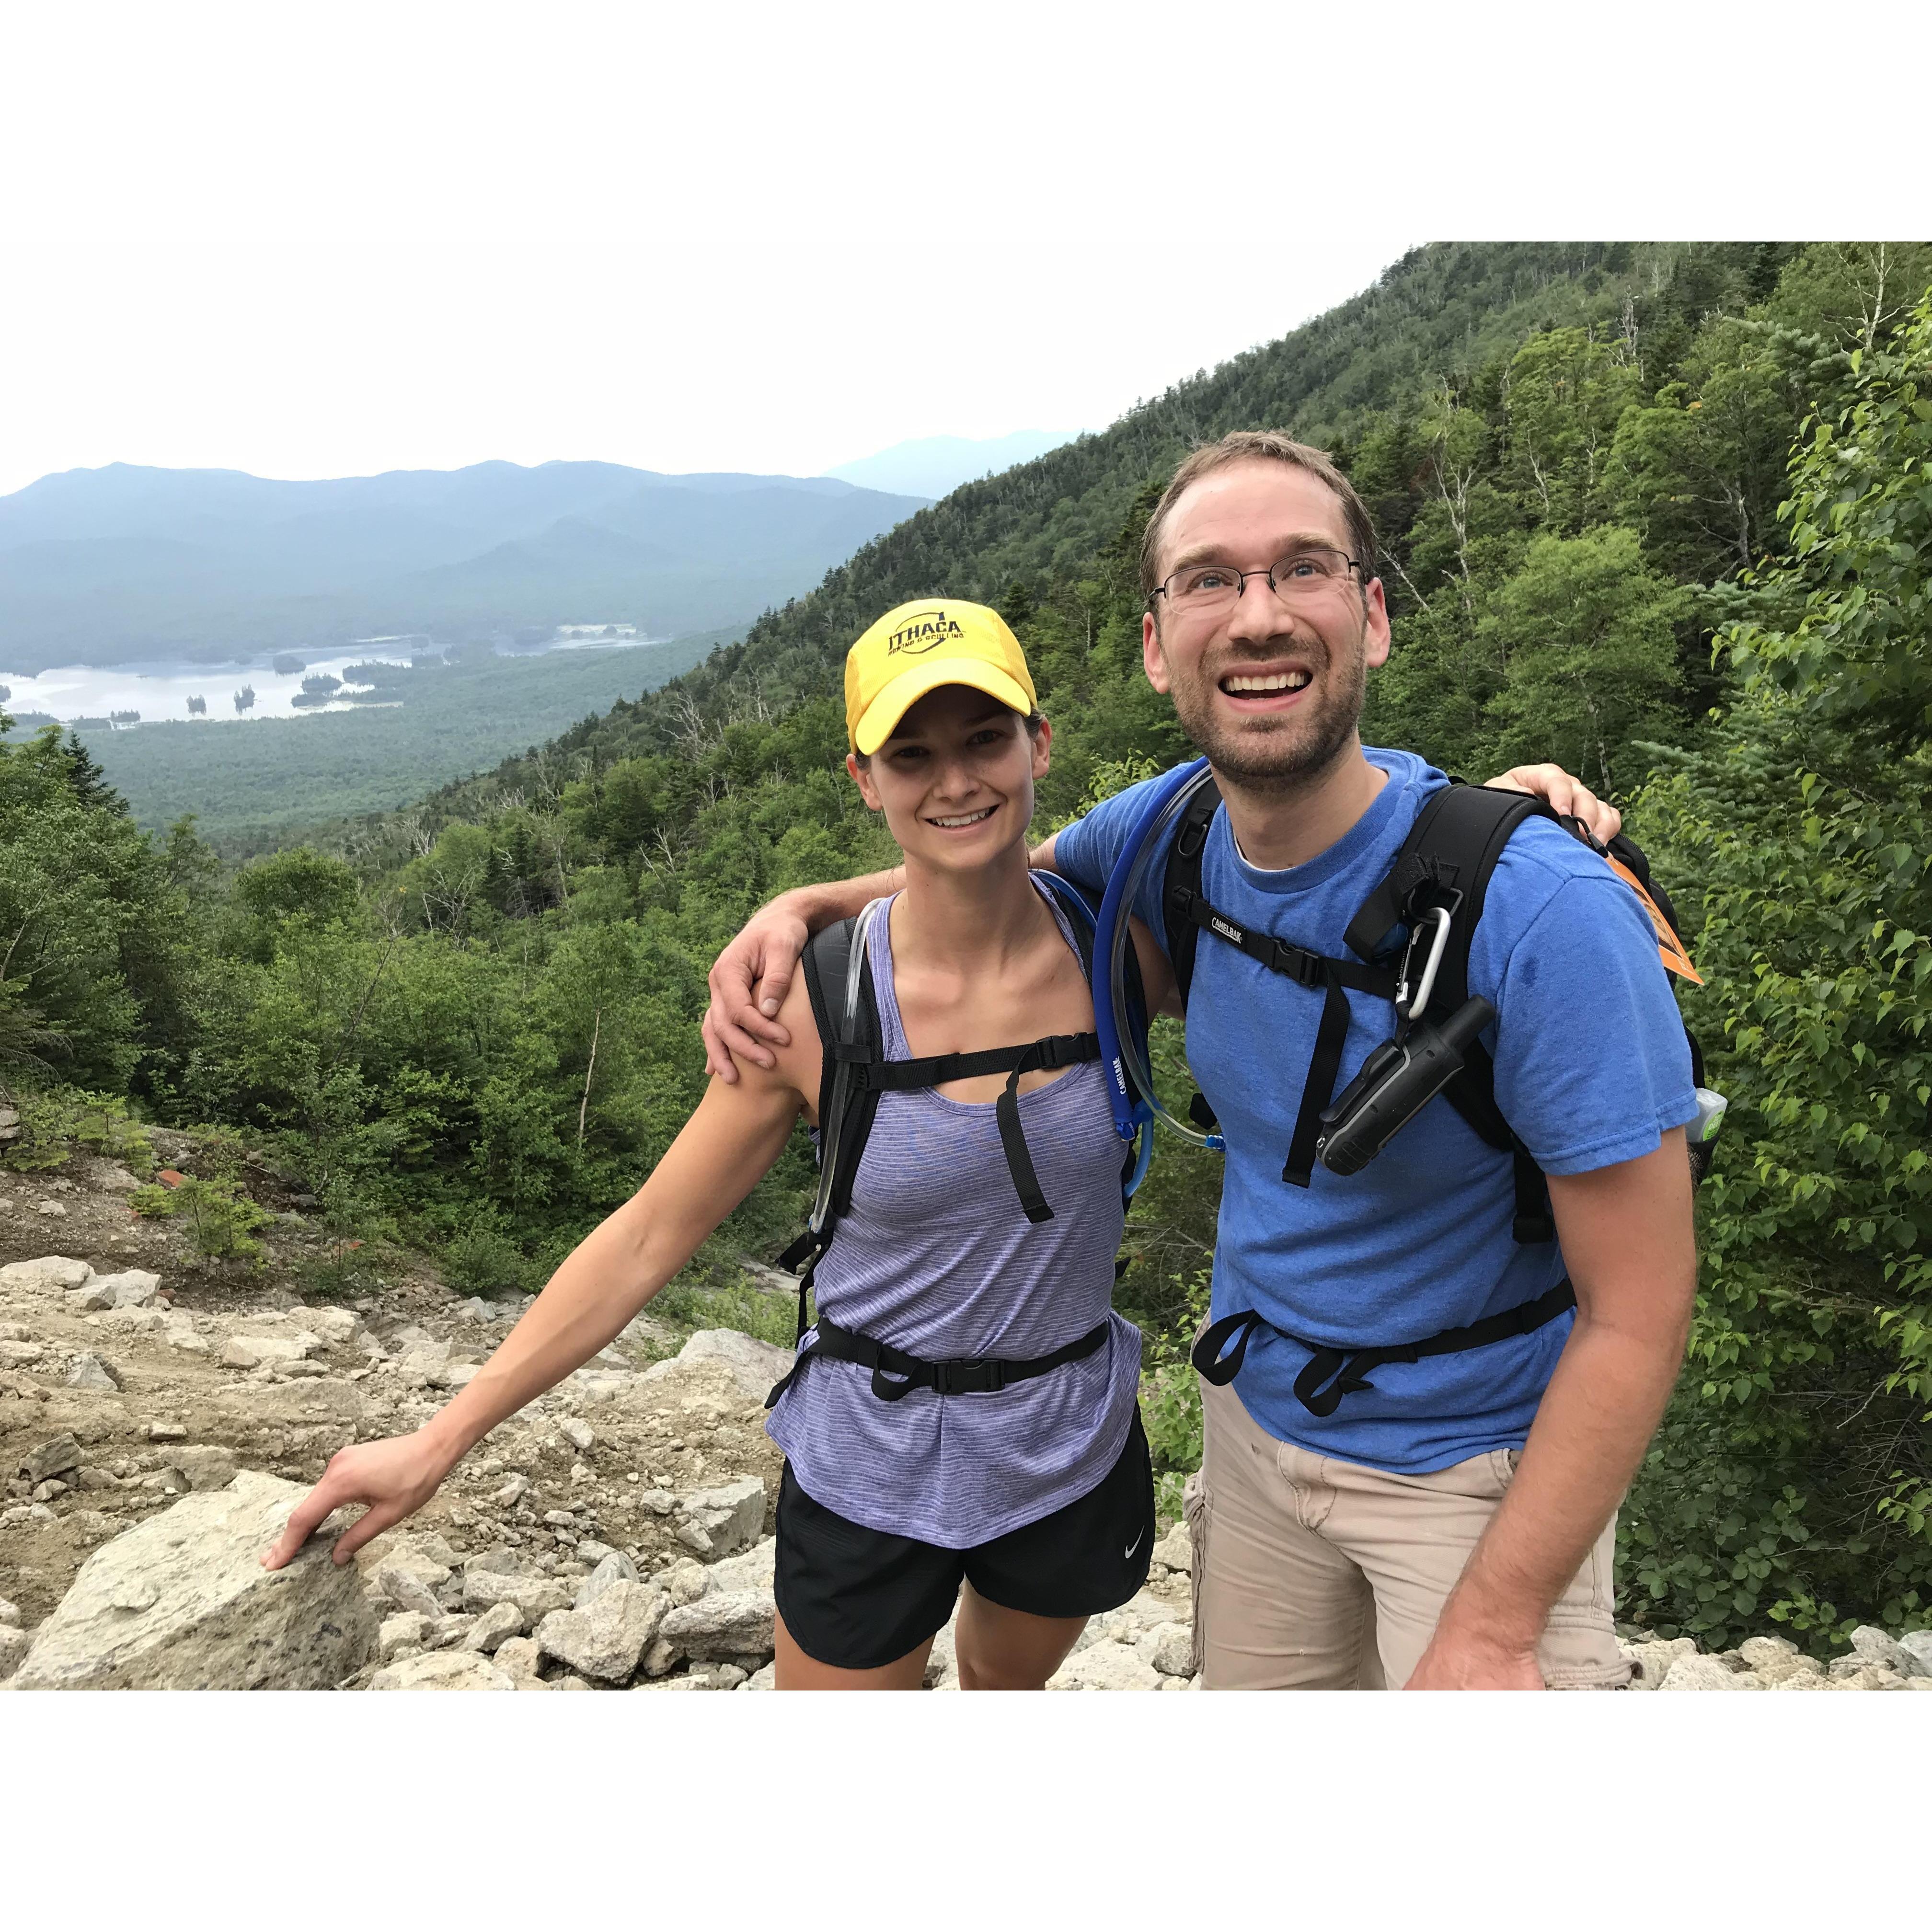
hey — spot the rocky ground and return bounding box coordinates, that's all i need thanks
[4,1148,1931,1692]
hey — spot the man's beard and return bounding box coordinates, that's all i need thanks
[1162,626,1368,794]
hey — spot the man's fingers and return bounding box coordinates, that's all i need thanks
[702,1013,741,1085]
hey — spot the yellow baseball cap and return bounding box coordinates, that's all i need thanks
[845,598,1037,756]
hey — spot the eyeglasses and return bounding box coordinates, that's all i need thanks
[1151,545,1364,617]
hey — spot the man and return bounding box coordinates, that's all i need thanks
[704,433,1697,1689]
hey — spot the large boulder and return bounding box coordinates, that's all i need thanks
[1658,1654,1763,1691]
[11,1471,378,1690]
[69,1270,162,1311]
[643,1329,794,1405]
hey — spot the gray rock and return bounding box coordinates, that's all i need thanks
[0,1598,20,1627]
[703,1537,775,1597]
[0,1627,30,1678]
[0,1339,45,1366]
[460,1568,574,1621]
[1048,1640,1163,1692]
[375,1562,445,1620]
[11,1471,379,1690]
[574,1551,639,1607]
[72,1269,162,1311]
[1897,1630,1932,1679]
[656,1588,776,1664]
[66,1352,123,1391]
[740,1661,777,1690]
[675,1521,714,1556]
[643,1328,795,1405]
[219,1334,312,1369]
[534,1580,668,1682]
[1149,1522,1192,1574]
[369,1650,516,1690]
[463,1601,525,1653]
[379,1612,429,1662]
[660,1557,712,1607]
[173,1446,240,1493]
[673,1475,765,1559]
[20,1432,82,1486]
[1140,1622,1196,1678]
[1620,1636,1697,1690]
[0,1256,91,1293]
[492,1473,530,1507]
[1658,1653,1762,1691]
[1737,1634,1799,1672]
[1848,1625,1908,1674]
[493,1635,542,1678]
[558,1417,595,1453]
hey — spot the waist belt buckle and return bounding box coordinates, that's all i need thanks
[935,1356,1003,1395]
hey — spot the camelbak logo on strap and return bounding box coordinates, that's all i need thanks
[1209,914,1245,945]
[886,610,966,656]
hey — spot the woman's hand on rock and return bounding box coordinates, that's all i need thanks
[261,1433,449,1570]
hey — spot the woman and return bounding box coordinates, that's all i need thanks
[267,598,1175,1689]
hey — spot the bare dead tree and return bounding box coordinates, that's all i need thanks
[576,1007,601,1149]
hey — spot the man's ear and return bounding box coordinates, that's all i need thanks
[847,750,883,811]
[1142,611,1171,693]
[1363,578,1392,670]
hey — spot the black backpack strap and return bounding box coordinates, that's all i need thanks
[775,916,886,1339]
[1347,784,1561,1243]
[1161,777,1221,1010]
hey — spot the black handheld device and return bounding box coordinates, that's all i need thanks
[1313,996,1497,1177]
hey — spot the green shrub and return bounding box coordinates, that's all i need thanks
[439,1221,540,1299]
[131,1172,271,1264]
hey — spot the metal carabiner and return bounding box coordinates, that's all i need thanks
[1395,905,1453,1020]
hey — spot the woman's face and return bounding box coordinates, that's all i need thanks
[849,683,1051,874]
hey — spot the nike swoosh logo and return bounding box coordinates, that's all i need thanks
[1124,1528,1145,1560]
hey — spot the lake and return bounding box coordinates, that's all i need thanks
[0,625,660,726]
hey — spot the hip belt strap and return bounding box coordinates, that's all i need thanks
[766,1315,1110,1408]
[1190,1278,1576,1418]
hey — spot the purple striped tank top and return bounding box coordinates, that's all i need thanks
[765,878,1143,1548]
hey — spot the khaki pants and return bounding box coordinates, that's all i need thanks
[1187,1372,1629,1690]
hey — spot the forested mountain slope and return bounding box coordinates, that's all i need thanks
[8,240,1932,1651]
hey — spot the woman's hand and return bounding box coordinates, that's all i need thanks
[1485,764,1622,844]
[261,1432,451,1570]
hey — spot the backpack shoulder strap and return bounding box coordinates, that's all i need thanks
[1347,783,1561,1244]
[1161,777,1222,1010]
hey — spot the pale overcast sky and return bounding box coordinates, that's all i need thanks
[1,2,1921,496]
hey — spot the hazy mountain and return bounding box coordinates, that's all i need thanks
[0,460,928,671]
[823,431,1078,499]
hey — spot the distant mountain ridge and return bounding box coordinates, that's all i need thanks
[0,460,928,670]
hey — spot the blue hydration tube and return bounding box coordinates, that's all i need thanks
[1034,870,1156,1199]
[1092,757,1225,1154]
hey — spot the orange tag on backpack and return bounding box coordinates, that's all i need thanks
[1603,853,1702,984]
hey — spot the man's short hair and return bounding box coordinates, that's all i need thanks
[1138,431,1380,601]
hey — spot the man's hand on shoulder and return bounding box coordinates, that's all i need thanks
[703,895,812,1082]
[1486,763,1622,846]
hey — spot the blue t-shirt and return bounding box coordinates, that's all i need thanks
[1055,748,1698,1474]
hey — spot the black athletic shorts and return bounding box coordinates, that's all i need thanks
[774,1408,1156,1671]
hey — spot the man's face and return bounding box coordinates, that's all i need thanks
[1141,460,1391,790]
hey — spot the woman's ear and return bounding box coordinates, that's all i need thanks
[847,749,883,812]
[1030,714,1053,781]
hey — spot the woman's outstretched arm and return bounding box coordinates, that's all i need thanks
[263,1050,808,1568]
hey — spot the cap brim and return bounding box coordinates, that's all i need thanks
[852,657,1035,756]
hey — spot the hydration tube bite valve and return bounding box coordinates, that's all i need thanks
[1313,995,1496,1177]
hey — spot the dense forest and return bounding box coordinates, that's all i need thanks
[5,240,1930,1650]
